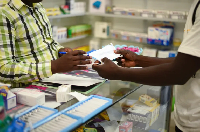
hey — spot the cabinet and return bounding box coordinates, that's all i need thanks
[43,0,192,51]
[56,81,172,132]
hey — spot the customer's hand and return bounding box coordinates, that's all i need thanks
[115,49,138,67]
[58,47,73,57]
[92,58,120,80]
[52,50,92,74]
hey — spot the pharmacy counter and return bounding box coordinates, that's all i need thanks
[6,80,172,132]
[57,81,172,132]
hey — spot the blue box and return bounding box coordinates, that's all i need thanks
[32,112,82,132]
[61,95,113,123]
[15,105,58,132]
[147,27,174,46]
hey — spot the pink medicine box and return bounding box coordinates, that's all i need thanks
[119,121,133,132]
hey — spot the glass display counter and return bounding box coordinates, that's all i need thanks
[57,80,172,132]
[6,79,172,132]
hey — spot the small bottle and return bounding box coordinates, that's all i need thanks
[0,95,6,120]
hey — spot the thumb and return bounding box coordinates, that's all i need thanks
[92,64,100,71]
[101,57,110,63]
[115,49,129,56]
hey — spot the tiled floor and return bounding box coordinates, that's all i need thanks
[170,112,176,132]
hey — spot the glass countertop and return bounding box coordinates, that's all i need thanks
[57,80,143,111]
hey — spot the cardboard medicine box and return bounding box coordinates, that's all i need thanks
[89,0,112,14]
[127,107,151,130]
[133,101,160,126]
[119,121,133,132]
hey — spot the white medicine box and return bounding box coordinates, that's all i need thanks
[89,0,112,14]
[5,91,16,110]
[94,22,111,38]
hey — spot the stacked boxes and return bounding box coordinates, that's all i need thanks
[52,24,92,41]
[141,9,155,17]
[170,11,186,19]
[127,107,151,130]
[52,26,67,41]
[155,10,170,18]
[147,86,171,115]
[68,24,92,38]
[110,29,148,44]
[45,7,61,16]
[127,101,160,130]
[127,8,141,16]
[112,7,187,20]
[147,27,174,46]
[64,1,86,14]
[139,95,157,107]
[113,7,127,15]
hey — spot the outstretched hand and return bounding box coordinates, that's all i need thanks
[92,58,120,80]
[115,49,138,67]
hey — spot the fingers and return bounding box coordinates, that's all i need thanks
[73,66,88,70]
[115,57,122,63]
[73,55,92,61]
[115,49,130,56]
[117,62,122,67]
[94,60,101,64]
[101,57,110,63]
[71,50,86,56]
[73,60,92,65]
[92,64,100,71]
[121,59,125,62]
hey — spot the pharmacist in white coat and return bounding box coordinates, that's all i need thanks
[93,0,200,132]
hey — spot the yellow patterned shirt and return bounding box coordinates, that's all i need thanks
[0,0,63,87]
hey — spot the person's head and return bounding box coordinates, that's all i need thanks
[27,0,43,3]
[21,0,42,7]
[21,0,43,4]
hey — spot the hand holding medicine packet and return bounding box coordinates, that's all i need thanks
[89,43,121,62]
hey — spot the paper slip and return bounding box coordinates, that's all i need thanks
[42,74,103,86]
[89,44,121,61]
[67,92,88,101]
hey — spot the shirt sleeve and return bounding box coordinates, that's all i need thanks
[52,40,64,53]
[0,12,53,84]
[178,8,200,58]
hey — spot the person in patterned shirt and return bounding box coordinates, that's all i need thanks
[0,0,92,87]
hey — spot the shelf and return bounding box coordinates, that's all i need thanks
[48,13,85,19]
[48,12,186,23]
[86,13,187,23]
[101,38,177,50]
[57,35,88,44]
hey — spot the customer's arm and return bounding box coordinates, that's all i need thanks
[93,52,200,86]
[135,55,175,67]
[94,7,200,86]
[115,49,175,67]
[0,12,53,84]
[118,52,200,85]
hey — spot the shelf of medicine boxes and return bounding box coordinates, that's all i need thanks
[102,37,177,50]
[48,13,86,19]
[57,35,89,44]
[47,12,186,23]
[86,12,187,23]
